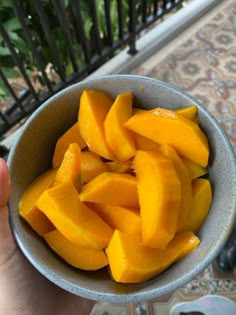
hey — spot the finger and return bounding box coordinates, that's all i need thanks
[0,158,10,208]
[0,158,15,258]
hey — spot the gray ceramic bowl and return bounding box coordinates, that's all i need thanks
[8,75,236,303]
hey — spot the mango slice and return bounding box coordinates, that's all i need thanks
[159,145,193,232]
[78,90,114,160]
[106,230,200,283]
[135,134,160,151]
[134,150,181,248]
[175,105,198,122]
[19,168,57,235]
[44,230,108,270]
[125,108,209,167]
[80,172,139,208]
[81,151,108,183]
[182,178,212,233]
[36,182,113,249]
[133,106,198,122]
[105,161,132,174]
[88,203,141,236]
[104,92,135,161]
[52,122,86,168]
[53,143,82,191]
[181,157,208,180]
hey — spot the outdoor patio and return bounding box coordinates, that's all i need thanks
[1,0,236,314]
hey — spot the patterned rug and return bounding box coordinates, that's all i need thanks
[92,0,236,314]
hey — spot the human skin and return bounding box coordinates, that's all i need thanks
[0,158,96,315]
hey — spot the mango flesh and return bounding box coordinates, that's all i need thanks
[105,161,132,174]
[78,90,114,160]
[52,122,87,168]
[53,143,82,191]
[134,150,181,249]
[88,203,141,236]
[159,145,193,232]
[19,90,211,279]
[175,105,198,122]
[104,92,135,161]
[44,230,108,270]
[19,168,57,235]
[125,107,209,167]
[80,150,108,183]
[181,178,212,233]
[36,182,113,249]
[135,134,160,151]
[106,230,200,283]
[80,172,139,208]
[181,157,208,180]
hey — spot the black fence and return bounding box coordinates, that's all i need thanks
[0,0,185,137]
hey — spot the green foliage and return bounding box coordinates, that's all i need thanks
[0,0,183,102]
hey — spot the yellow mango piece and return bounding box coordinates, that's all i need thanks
[105,161,132,174]
[133,107,146,115]
[182,178,212,233]
[36,182,113,249]
[78,90,114,160]
[88,203,141,236]
[19,168,57,236]
[52,122,86,168]
[81,151,108,183]
[44,230,108,270]
[53,143,82,191]
[159,145,193,232]
[134,150,181,248]
[125,108,209,167]
[106,230,200,283]
[175,105,199,123]
[181,157,208,180]
[135,134,160,151]
[104,92,135,161]
[79,172,139,208]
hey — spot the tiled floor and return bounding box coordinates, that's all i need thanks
[92,0,236,314]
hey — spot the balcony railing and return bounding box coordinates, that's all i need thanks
[0,0,185,137]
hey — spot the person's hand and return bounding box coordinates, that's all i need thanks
[0,158,96,315]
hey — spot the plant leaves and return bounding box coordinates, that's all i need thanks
[0,46,11,56]
[4,18,22,32]
[2,67,20,79]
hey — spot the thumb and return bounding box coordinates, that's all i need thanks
[0,158,16,263]
[0,158,10,208]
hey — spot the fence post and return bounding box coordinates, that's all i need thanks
[128,0,138,55]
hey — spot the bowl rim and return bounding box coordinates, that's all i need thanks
[7,74,236,302]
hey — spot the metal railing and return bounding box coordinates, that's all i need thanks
[0,0,185,138]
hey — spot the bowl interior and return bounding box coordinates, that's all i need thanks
[8,75,236,303]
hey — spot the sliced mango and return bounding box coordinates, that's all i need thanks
[88,203,141,236]
[104,92,135,161]
[134,150,181,248]
[105,161,132,174]
[125,108,209,167]
[181,157,208,180]
[135,134,160,151]
[79,172,139,208]
[182,178,212,233]
[106,230,200,283]
[81,150,109,183]
[159,145,192,232]
[78,90,114,160]
[36,182,113,249]
[44,230,108,270]
[52,122,86,168]
[19,168,57,235]
[53,143,82,191]
[175,105,198,123]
